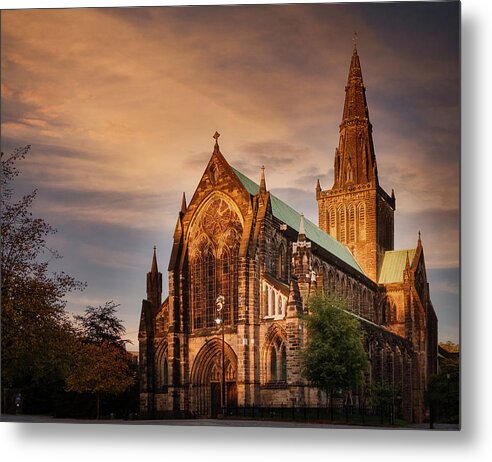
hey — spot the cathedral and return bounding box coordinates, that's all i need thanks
[138,45,438,423]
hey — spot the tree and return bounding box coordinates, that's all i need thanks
[1,146,85,407]
[67,301,135,418]
[301,295,368,410]
[439,341,459,353]
[65,341,135,419]
[426,357,460,424]
[74,301,128,346]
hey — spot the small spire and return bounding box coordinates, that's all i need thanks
[391,188,395,199]
[181,192,187,213]
[299,213,306,239]
[213,131,220,153]
[151,246,158,274]
[352,31,358,51]
[260,165,267,193]
[316,178,321,191]
[405,251,410,270]
[418,230,422,246]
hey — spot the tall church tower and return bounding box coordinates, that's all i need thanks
[317,43,395,281]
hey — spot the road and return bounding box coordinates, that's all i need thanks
[0,414,459,430]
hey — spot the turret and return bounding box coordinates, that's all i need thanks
[146,246,162,312]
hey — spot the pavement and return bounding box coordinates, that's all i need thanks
[0,414,460,430]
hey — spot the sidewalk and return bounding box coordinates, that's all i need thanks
[1,414,459,430]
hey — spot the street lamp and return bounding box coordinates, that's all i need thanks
[216,295,226,417]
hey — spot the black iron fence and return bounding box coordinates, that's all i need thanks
[223,403,401,426]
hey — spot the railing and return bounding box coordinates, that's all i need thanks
[223,403,401,426]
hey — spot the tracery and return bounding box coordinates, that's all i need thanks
[189,197,242,329]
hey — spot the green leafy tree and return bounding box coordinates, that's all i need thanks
[301,295,368,407]
[370,381,400,407]
[1,146,84,408]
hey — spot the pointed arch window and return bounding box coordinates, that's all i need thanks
[204,250,216,327]
[277,243,287,281]
[189,197,243,331]
[270,348,278,382]
[268,338,287,384]
[162,358,169,392]
[349,205,356,242]
[281,345,287,382]
[191,254,204,330]
[338,206,347,243]
[329,207,336,236]
[358,203,366,241]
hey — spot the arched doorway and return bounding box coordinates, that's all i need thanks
[190,339,238,417]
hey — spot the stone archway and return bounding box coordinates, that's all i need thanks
[190,339,238,417]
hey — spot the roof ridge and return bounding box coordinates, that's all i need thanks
[232,167,364,274]
[385,248,416,254]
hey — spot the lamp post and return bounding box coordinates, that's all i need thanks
[216,295,226,417]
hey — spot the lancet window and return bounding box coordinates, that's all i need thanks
[268,337,287,383]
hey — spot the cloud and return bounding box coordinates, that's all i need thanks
[1,3,459,347]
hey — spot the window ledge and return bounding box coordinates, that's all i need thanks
[263,315,285,321]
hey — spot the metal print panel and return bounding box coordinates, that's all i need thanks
[1,1,460,430]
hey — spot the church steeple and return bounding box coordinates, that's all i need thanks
[334,41,378,189]
[317,40,395,282]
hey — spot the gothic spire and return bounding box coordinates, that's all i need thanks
[333,40,378,189]
[342,45,368,123]
[260,164,267,193]
[151,246,158,274]
[181,192,187,213]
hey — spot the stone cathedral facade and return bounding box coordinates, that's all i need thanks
[138,46,438,423]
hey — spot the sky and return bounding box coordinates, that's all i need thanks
[1,2,460,347]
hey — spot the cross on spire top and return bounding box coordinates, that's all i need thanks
[352,31,358,50]
[212,131,221,153]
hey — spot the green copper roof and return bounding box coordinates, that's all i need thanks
[232,167,364,274]
[378,249,416,284]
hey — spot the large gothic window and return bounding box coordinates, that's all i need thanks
[189,197,243,330]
